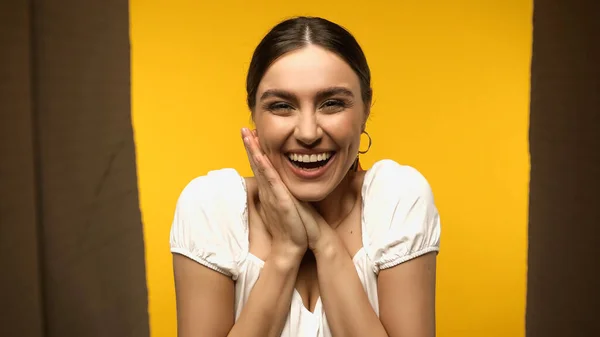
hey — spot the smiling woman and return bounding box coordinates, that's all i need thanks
[170,16,441,337]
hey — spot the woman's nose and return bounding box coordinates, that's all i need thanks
[294,113,322,146]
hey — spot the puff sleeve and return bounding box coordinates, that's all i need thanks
[169,169,247,280]
[362,160,441,274]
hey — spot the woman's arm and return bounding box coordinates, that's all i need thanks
[378,252,437,337]
[314,234,437,337]
[173,244,303,337]
[228,245,302,337]
[313,233,389,337]
[173,254,234,337]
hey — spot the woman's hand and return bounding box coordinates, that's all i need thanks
[295,202,337,254]
[242,128,307,259]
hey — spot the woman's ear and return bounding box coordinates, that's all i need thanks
[361,112,370,132]
[364,88,373,120]
[362,109,371,128]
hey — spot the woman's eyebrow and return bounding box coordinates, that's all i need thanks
[260,89,297,102]
[315,86,354,101]
[259,86,354,103]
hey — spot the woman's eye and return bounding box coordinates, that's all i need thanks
[269,102,294,112]
[320,100,346,112]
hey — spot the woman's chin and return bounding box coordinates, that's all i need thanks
[288,186,330,203]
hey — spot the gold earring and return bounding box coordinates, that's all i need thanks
[351,131,372,172]
[358,130,372,154]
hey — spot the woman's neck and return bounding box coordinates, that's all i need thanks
[311,171,361,228]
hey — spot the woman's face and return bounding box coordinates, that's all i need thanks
[253,45,367,202]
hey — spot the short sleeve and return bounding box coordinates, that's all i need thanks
[362,160,441,274]
[169,169,248,280]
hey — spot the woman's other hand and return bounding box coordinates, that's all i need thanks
[242,128,307,260]
[295,202,337,254]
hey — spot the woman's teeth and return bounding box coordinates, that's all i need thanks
[288,152,332,163]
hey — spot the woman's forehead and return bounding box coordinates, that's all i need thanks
[258,46,361,96]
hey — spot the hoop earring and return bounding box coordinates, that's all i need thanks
[358,130,372,154]
[351,130,372,172]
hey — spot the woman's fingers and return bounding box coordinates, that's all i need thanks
[241,128,291,202]
[246,130,263,161]
[248,136,288,197]
[242,128,273,193]
[255,152,292,202]
[242,129,262,166]
[242,136,260,176]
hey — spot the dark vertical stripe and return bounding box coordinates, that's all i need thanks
[0,1,45,336]
[30,0,50,335]
[527,0,600,336]
[31,0,150,336]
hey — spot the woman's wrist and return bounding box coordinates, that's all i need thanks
[310,230,344,260]
[268,241,305,270]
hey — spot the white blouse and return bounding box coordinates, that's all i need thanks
[170,159,441,337]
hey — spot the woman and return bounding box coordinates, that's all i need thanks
[170,16,441,337]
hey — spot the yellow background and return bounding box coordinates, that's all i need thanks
[130,1,532,336]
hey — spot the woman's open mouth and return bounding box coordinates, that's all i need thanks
[285,151,336,179]
[286,151,334,170]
